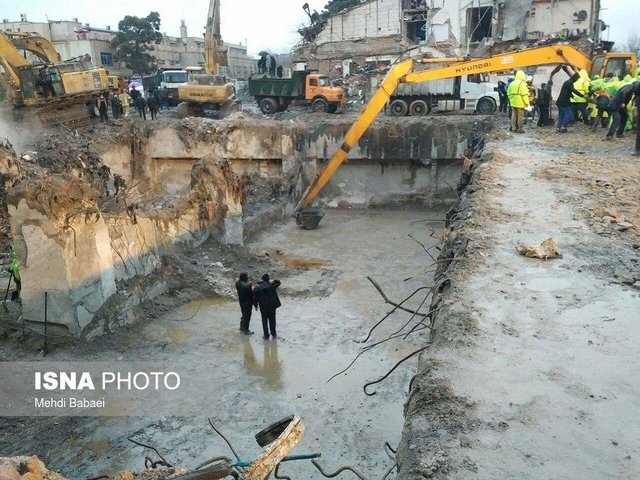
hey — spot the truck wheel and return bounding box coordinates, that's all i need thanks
[409,100,429,116]
[389,99,408,117]
[476,97,496,115]
[312,97,329,113]
[259,97,278,114]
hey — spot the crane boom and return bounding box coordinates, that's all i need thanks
[294,44,634,212]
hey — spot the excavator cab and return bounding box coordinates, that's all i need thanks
[14,65,63,104]
[590,53,637,79]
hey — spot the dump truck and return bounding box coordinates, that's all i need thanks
[248,71,345,114]
[294,44,638,228]
[381,72,500,116]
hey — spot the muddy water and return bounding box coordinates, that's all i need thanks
[16,208,443,479]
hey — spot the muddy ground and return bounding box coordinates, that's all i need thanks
[398,119,640,479]
[0,207,441,479]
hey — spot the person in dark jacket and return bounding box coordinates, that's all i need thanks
[497,81,508,113]
[129,86,141,101]
[253,273,281,339]
[605,81,640,141]
[97,94,109,121]
[147,91,159,120]
[555,72,583,133]
[134,95,147,120]
[235,272,255,334]
[536,82,551,127]
[111,93,122,119]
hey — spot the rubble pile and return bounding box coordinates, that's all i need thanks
[0,456,193,480]
[0,456,67,480]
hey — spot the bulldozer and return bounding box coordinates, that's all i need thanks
[176,0,236,117]
[0,30,109,127]
[294,44,638,228]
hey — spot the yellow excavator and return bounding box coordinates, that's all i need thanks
[176,0,236,116]
[0,30,109,126]
[293,44,638,228]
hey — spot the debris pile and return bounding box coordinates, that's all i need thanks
[516,237,562,259]
[0,456,67,480]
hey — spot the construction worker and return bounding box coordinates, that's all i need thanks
[570,69,590,125]
[38,67,56,98]
[525,76,537,124]
[635,86,640,157]
[590,73,613,130]
[8,247,20,301]
[506,70,530,133]
[605,81,640,140]
[119,89,132,117]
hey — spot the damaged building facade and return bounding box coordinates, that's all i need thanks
[297,0,603,72]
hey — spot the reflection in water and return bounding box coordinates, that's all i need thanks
[242,337,283,391]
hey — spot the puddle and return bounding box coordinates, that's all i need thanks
[264,249,327,269]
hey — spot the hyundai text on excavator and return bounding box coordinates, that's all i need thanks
[0,30,109,127]
[293,44,637,229]
[176,0,236,117]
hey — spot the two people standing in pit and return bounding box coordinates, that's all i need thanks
[235,272,281,339]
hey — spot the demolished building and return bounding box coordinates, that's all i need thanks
[296,0,604,73]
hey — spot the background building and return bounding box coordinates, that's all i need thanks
[296,0,602,72]
[0,15,258,79]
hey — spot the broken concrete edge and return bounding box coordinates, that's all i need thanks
[395,134,496,479]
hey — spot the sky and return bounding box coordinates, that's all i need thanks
[0,0,636,55]
[599,0,638,48]
[0,0,329,55]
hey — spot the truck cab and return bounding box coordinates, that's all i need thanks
[305,74,345,112]
[456,73,500,114]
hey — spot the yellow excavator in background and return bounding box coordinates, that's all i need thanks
[176,0,236,116]
[294,44,638,228]
[0,30,109,127]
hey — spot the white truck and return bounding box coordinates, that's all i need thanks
[376,73,499,116]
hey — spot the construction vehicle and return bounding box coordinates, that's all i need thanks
[249,70,345,114]
[382,72,500,116]
[0,30,109,126]
[176,0,235,116]
[294,44,638,228]
[143,68,188,105]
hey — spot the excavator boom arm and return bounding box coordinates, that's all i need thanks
[294,45,594,211]
[405,45,591,83]
[204,0,221,74]
[295,59,414,211]
[7,32,61,64]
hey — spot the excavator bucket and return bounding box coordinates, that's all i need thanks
[294,208,325,230]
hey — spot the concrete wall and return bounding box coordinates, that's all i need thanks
[315,0,403,44]
[7,116,485,337]
[525,0,594,37]
[7,178,207,337]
